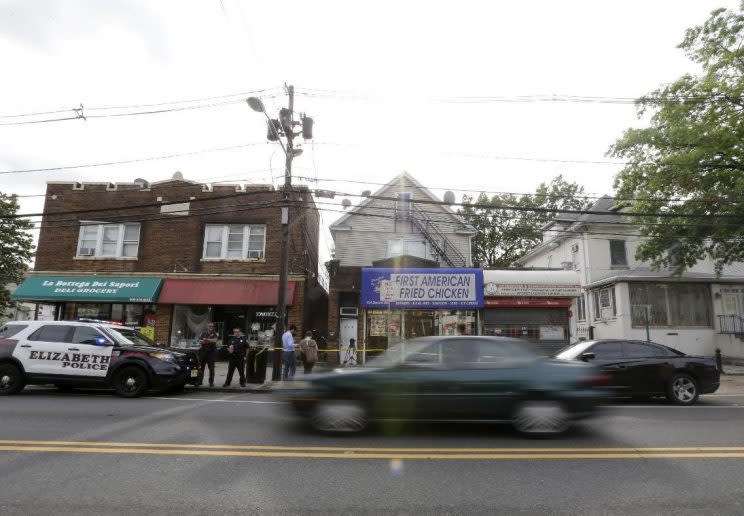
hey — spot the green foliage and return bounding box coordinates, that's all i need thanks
[609,3,744,274]
[458,175,585,267]
[0,193,34,316]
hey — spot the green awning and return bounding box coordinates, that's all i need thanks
[11,276,163,303]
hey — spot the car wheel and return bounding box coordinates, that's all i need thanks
[0,363,25,395]
[667,373,699,405]
[513,401,569,436]
[113,367,149,398]
[311,400,368,433]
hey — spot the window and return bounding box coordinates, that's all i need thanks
[630,283,712,327]
[395,192,412,220]
[28,325,72,342]
[71,326,110,345]
[0,324,27,338]
[576,295,587,321]
[202,224,266,260]
[624,342,655,359]
[387,239,426,259]
[571,243,581,271]
[609,240,628,267]
[590,342,623,360]
[76,223,140,258]
[592,287,616,320]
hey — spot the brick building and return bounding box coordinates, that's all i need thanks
[12,172,326,348]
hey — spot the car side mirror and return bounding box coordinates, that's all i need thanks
[580,352,595,362]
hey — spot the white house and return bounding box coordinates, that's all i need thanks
[517,196,744,359]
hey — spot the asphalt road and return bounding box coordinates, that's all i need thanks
[2,389,744,515]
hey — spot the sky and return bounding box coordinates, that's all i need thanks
[1,0,740,277]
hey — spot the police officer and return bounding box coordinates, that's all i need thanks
[197,322,219,387]
[224,327,248,387]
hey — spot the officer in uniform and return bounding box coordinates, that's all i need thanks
[197,322,219,387]
[224,327,248,387]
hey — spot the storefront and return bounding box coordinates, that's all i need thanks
[10,276,162,338]
[482,270,582,356]
[360,268,484,360]
[157,278,298,349]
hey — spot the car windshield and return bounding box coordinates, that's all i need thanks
[554,341,596,360]
[107,328,159,347]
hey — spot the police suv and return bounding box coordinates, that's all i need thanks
[0,320,200,397]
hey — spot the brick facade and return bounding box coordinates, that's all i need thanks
[32,177,324,345]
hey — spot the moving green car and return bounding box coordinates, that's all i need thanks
[282,336,608,436]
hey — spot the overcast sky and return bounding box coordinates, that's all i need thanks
[1,0,738,271]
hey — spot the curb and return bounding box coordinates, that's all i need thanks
[184,384,274,394]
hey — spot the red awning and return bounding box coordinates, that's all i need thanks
[158,279,296,306]
[485,297,572,308]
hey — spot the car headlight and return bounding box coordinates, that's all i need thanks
[148,352,176,363]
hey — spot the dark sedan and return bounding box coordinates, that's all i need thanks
[281,336,608,436]
[554,339,720,405]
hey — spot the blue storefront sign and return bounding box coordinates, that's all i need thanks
[361,268,484,308]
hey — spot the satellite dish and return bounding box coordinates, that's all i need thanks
[341,198,352,209]
[134,178,149,188]
[443,191,456,205]
[172,171,184,181]
[361,190,371,197]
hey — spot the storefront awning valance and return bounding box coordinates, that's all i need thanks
[483,270,582,298]
[11,276,162,303]
[157,279,296,306]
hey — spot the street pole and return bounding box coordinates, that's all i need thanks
[272,85,295,381]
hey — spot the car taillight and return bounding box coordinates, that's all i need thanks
[582,374,612,387]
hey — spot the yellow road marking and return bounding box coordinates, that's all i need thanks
[1,445,744,459]
[4,439,744,453]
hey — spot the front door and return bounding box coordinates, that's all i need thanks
[66,325,116,378]
[339,318,358,364]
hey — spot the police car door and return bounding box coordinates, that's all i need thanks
[65,325,115,377]
[16,324,74,375]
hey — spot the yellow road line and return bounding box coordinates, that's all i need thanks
[1,445,744,460]
[3,439,744,453]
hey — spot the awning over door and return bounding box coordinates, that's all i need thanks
[10,276,162,303]
[157,279,296,305]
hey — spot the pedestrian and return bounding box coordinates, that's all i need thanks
[224,327,248,387]
[282,324,297,381]
[197,322,219,387]
[316,331,328,362]
[300,330,318,374]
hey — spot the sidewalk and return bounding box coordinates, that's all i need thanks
[187,360,336,393]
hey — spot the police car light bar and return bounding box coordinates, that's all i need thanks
[77,318,126,326]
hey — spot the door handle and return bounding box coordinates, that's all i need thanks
[20,344,31,348]
[68,347,80,351]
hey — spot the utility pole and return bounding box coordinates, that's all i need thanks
[247,85,313,382]
[273,85,295,381]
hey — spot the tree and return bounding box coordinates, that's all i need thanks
[609,3,744,274]
[459,175,585,267]
[0,193,34,317]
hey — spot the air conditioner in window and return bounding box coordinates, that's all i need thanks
[561,261,574,271]
[340,307,358,317]
[600,307,614,320]
[571,243,579,253]
[78,248,96,256]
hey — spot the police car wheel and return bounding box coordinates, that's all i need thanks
[113,366,149,398]
[0,363,25,395]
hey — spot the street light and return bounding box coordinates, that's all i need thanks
[246,97,265,113]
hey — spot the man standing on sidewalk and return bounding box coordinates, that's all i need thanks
[282,324,297,381]
[224,327,248,387]
[197,322,219,387]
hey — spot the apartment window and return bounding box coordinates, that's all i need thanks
[571,243,581,271]
[609,240,628,267]
[576,295,587,321]
[203,224,266,260]
[592,286,616,320]
[387,239,426,259]
[395,192,412,220]
[76,222,140,258]
[630,282,711,327]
